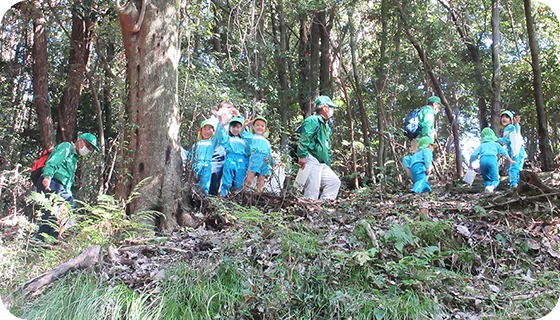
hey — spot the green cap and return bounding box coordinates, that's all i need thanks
[500,110,514,120]
[427,96,441,104]
[418,136,435,150]
[79,133,100,151]
[252,116,267,125]
[200,119,215,129]
[315,95,337,108]
[229,117,243,125]
[481,127,498,143]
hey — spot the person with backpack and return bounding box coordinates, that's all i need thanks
[296,95,341,200]
[418,96,442,143]
[403,95,441,152]
[35,132,100,240]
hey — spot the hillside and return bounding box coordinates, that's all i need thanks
[1,170,560,319]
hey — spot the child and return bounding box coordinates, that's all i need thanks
[402,155,412,179]
[409,136,436,193]
[496,110,525,188]
[243,116,273,192]
[469,127,516,193]
[189,119,222,194]
[218,116,249,196]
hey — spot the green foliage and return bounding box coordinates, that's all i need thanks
[159,261,250,319]
[77,194,150,243]
[384,223,418,253]
[11,272,162,320]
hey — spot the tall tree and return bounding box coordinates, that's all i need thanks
[57,1,92,142]
[490,0,501,132]
[32,0,55,149]
[116,0,182,231]
[348,7,373,180]
[317,9,332,96]
[375,0,390,167]
[270,0,289,146]
[523,0,554,171]
[439,0,489,131]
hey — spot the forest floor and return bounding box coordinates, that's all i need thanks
[2,169,560,319]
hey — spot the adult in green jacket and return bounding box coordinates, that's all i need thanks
[418,96,442,143]
[296,96,341,200]
[36,132,99,240]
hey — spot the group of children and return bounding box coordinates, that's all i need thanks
[403,110,525,193]
[185,113,273,196]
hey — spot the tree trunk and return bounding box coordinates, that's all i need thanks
[32,0,55,150]
[339,76,359,189]
[253,1,265,102]
[298,14,312,116]
[490,0,501,133]
[116,0,182,232]
[57,5,92,142]
[349,10,373,181]
[317,9,331,96]
[375,0,389,167]
[523,0,554,171]
[271,0,289,146]
[309,13,320,97]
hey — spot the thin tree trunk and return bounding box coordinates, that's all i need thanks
[32,0,55,150]
[349,11,373,181]
[317,9,331,96]
[338,76,359,189]
[271,0,289,146]
[523,0,554,171]
[298,14,312,116]
[116,0,182,231]
[309,13,320,98]
[490,0,501,133]
[375,0,389,167]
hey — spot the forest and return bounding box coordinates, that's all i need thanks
[1,0,560,319]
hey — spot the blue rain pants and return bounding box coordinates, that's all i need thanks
[221,153,248,196]
[479,155,500,188]
[410,162,432,193]
[194,160,212,194]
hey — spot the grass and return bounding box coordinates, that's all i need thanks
[2,191,560,319]
[10,272,162,320]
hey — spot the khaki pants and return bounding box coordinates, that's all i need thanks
[303,154,341,200]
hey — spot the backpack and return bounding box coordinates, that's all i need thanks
[30,146,54,184]
[288,119,322,164]
[403,108,421,140]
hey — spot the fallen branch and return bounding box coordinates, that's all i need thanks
[485,191,560,209]
[24,245,101,296]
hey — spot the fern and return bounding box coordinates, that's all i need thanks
[384,224,418,253]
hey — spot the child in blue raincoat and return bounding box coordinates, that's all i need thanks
[217,117,249,196]
[243,116,273,191]
[497,110,525,188]
[188,119,223,194]
[469,127,516,193]
[409,136,436,193]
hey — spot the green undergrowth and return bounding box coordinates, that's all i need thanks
[3,191,560,319]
